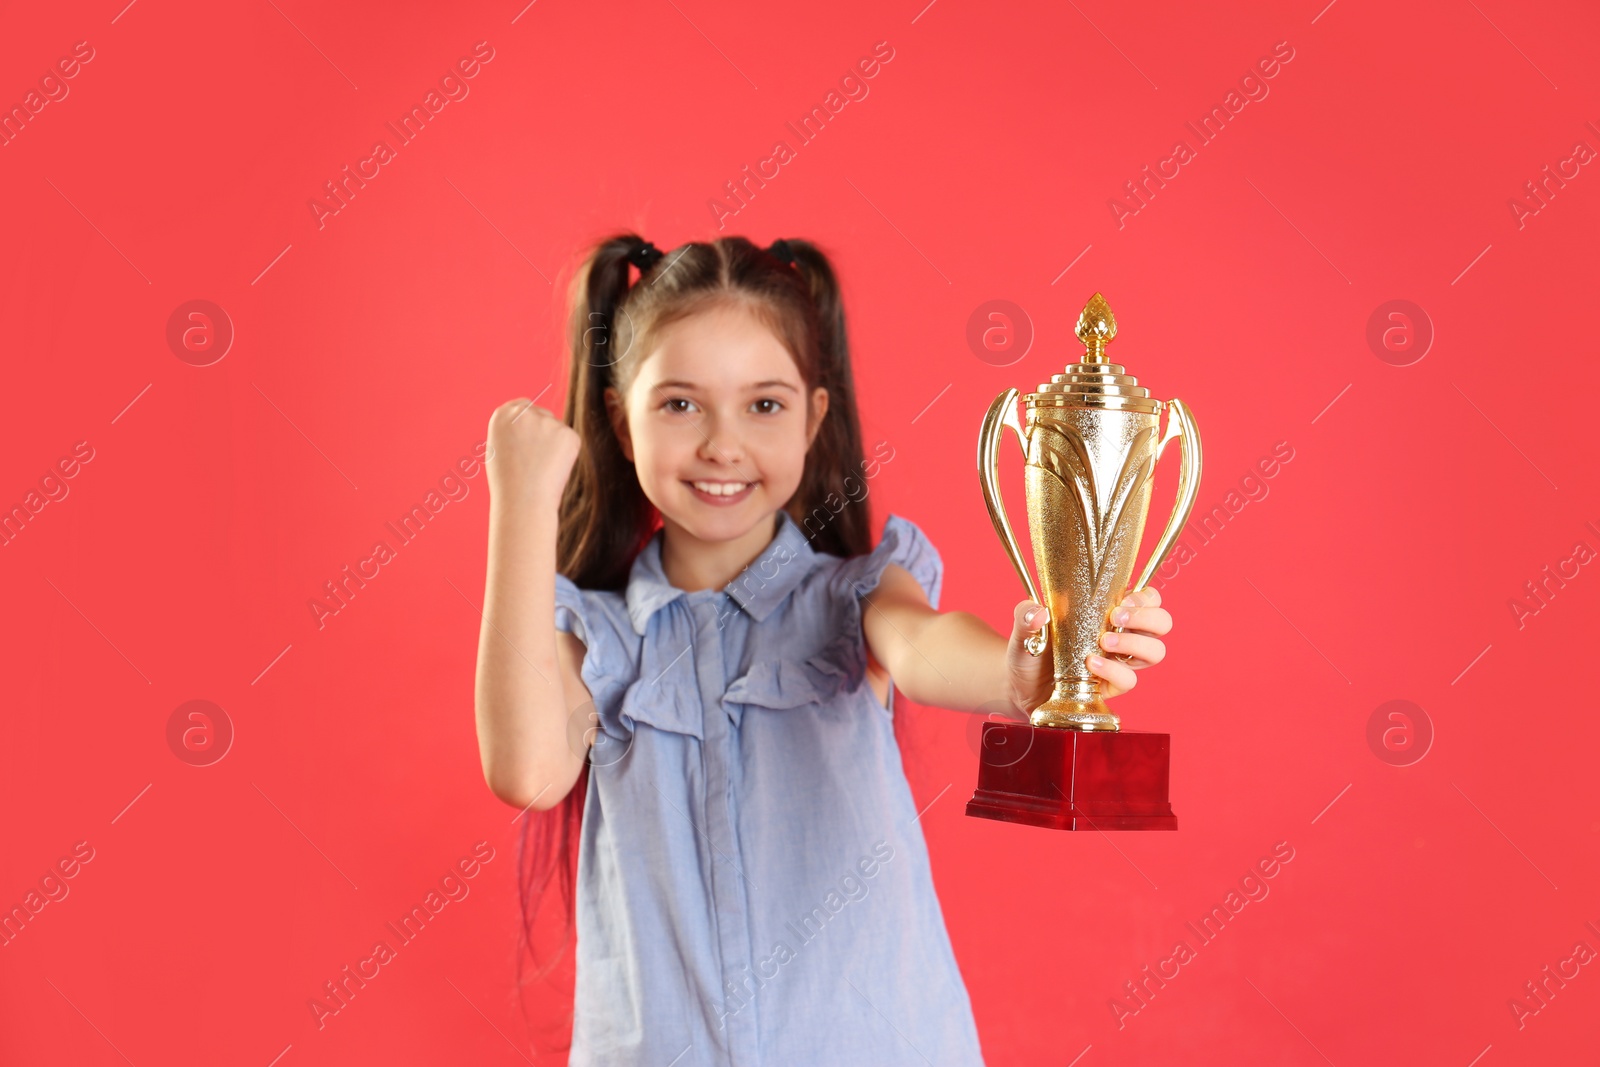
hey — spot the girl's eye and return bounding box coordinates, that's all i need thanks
[752,398,783,415]
[663,397,697,414]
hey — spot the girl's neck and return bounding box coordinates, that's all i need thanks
[658,511,782,594]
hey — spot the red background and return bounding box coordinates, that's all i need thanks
[2,0,1597,1063]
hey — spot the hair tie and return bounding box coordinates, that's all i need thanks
[626,241,664,272]
[767,238,798,267]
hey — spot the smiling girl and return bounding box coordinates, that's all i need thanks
[473,234,1173,1065]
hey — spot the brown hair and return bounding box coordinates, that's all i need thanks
[513,233,884,1045]
[556,233,873,586]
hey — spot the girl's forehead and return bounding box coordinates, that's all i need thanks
[634,305,802,392]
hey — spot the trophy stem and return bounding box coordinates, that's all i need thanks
[1029,674,1121,731]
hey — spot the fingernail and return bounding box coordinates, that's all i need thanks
[1102,632,1120,649]
[1024,607,1037,624]
[1089,655,1107,669]
[1120,593,1138,608]
[1112,608,1131,626]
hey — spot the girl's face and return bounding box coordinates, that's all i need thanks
[606,301,829,545]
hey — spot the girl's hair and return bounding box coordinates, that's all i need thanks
[558,233,872,584]
[513,233,887,1047]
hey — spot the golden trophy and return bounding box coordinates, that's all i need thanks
[965,293,1201,830]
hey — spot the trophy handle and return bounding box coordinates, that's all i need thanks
[1128,397,1203,594]
[978,388,1049,656]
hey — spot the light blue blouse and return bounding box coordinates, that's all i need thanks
[553,509,986,1067]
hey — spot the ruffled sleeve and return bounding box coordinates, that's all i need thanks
[553,573,634,740]
[831,513,945,610]
[818,513,946,703]
[721,515,945,717]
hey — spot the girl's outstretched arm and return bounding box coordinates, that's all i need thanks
[474,398,591,811]
[861,564,1172,715]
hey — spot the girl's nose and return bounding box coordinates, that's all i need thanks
[697,417,747,466]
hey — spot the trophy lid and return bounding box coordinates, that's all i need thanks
[1028,293,1161,414]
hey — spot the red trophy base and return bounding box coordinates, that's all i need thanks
[965,722,1177,831]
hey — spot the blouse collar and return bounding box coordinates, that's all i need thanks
[624,509,818,636]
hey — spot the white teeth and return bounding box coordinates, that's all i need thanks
[691,481,751,496]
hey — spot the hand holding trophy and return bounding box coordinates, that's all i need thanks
[966,293,1202,831]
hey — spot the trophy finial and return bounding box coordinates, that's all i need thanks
[1075,293,1117,363]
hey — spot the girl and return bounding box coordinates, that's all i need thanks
[474,234,1173,1066]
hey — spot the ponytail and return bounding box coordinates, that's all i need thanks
[557,234,662,590]
[781,239,871,560]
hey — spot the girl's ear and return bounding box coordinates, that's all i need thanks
[604,386,634,462]
[806,386,830,448]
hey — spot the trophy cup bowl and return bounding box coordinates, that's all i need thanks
[966,293,1202,831]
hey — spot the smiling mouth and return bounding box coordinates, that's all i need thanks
[684,479,758,502]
